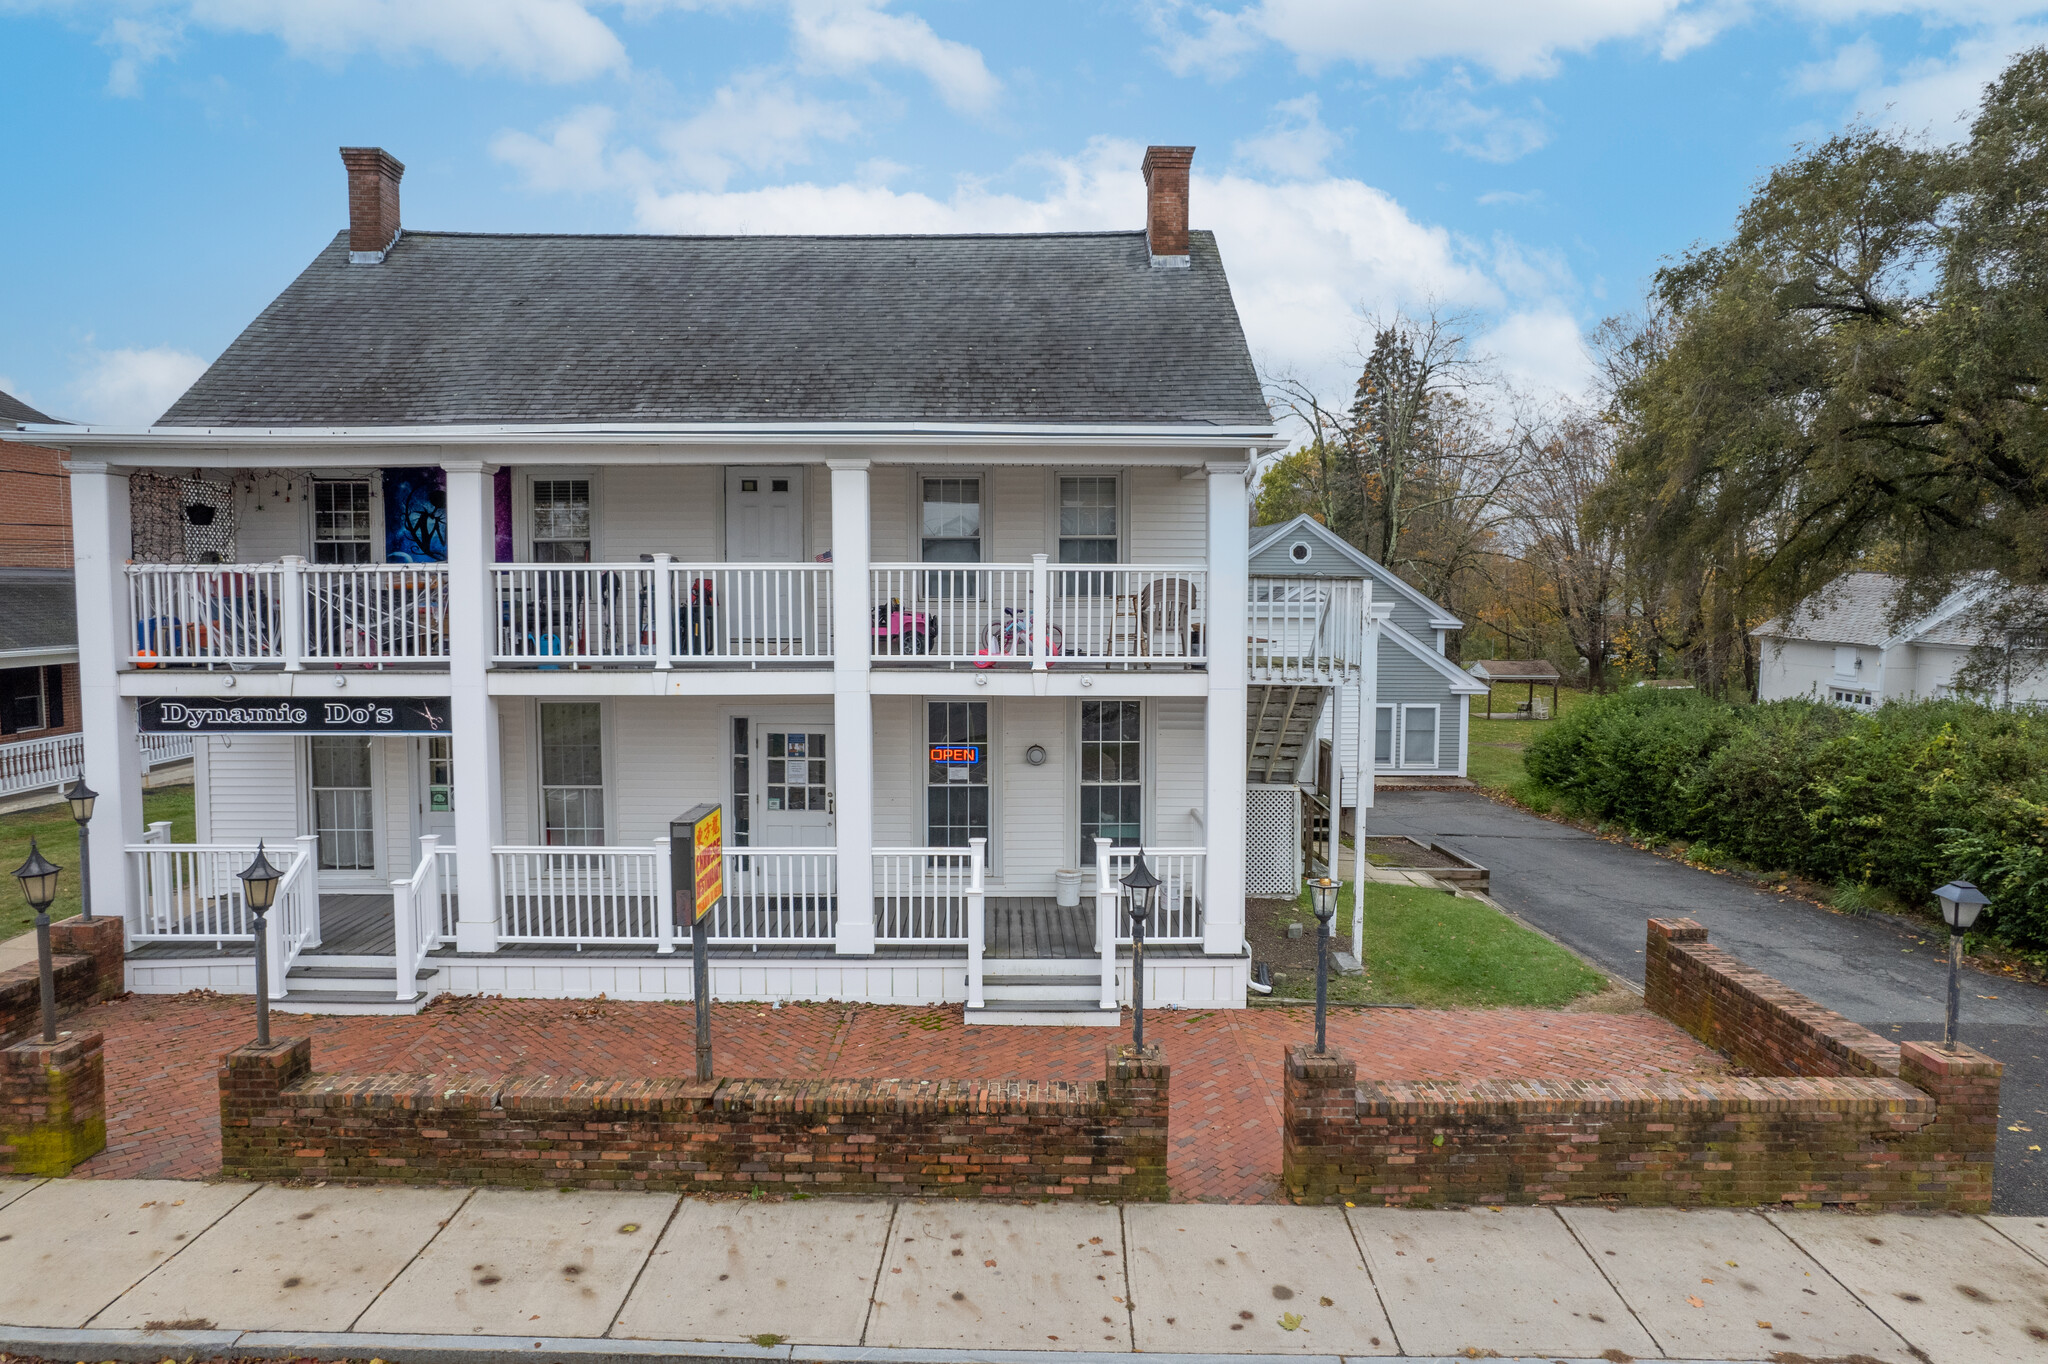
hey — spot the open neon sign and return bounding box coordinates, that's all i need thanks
[929,744,981,765]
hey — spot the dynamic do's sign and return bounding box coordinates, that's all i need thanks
[138,697,452,734]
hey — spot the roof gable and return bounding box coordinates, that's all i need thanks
[1382,618,1489,693]
[161,229,1272,430]
[1248,515,1462,628]
[0,389,56,426]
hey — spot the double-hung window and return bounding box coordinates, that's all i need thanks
[926,701,989,848]
[1058,476,1118,565]
[1080,699,1142,852]
[309,737,376,869]
[0,667,49,735]
[531,480,593,562]
[311,480,374,564]
[540,702,605,845]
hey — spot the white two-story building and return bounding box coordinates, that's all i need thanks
[36,146,1392,1021]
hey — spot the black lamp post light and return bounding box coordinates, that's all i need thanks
[1120,853,1160,1052]
[63,774,98,924]
[1309,876,1338,1055]
[238,842,285,1048]
[12,839,63,1044]
[1934,879,1991,1051]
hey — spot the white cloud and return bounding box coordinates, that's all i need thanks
[1485,307,1596,395]
[1477,188,1544,206]
[493,75,858,194]
[1793,34,1884,93]
[628,138,1550,404]
[1231,94,1341,179]
[788,0,999,113]
[67,345,208,427]
[1154,0,2048,85]
[1405,86,1552,162]
[1838,24,2048,136]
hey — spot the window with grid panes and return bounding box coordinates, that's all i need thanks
[1080,699,1142,851]
[539,702,605,844]
[766,730,828,813]
[531,479,592,562]
[0,667,46,734]
[311,480,373,564]
[309,737,376,869]
[926,701,989,847]
[1058,476,1118,563]
[730,718,751,847]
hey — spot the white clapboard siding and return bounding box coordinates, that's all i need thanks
[1152,697,1206,846]
[610,696,727,845]
[989,467,1047,561]
[868,467,912,562]
[870,697,916,847]
[997,696,1066,890]
[601,465,719,561]
[203,734,300,846]
[1128,467,1206,565]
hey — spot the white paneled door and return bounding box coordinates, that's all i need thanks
[726,467,804,561]
[757,724,834,847]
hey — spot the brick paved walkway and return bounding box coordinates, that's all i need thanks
[69,994,1723,1202]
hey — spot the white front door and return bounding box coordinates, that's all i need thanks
[413,736,457,851]
[756,724,834,847]
[726,468,804,561]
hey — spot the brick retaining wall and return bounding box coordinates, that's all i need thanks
[1,1030,106,1176]
[1282,919,2001,1211]
[0,917,124,1050]
[221,1038,1170,1199]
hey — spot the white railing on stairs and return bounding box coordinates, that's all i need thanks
[436,843,459,942]
[129,839,308,942]
[265,835,321,999]
[391,835,441,1001]
[872,847,975,942]
[1104,846,1208,943]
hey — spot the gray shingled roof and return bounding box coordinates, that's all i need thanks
[1753,571,1907,646]
[0,389,56,426]
[161,229,1271,429]
[0,570,76,656]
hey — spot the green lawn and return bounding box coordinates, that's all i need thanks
[1262,879,1607,1008]
[1466,684,1596,796]
[0,785,196,940]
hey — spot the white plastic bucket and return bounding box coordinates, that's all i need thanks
[1054,868,1083,908]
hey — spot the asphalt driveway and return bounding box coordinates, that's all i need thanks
[1371,789,2048,1215]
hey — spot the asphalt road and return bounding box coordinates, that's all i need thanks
[1371,788,2048,1215]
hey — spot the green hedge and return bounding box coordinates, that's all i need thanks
[1523,689,2048,947]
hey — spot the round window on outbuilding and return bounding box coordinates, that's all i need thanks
[1289,541,1311,564]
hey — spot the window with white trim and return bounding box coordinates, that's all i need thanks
[309,736,376,869]
[1400,704,1439,769]
[1374,704,1394,766]
[1058,476,1118,565]
[920,478,981,564]
[540,702,605,845]
[311,480,374,564]
[926,701,989,847]
[1080,699,1142,851]
[531,479,592,563]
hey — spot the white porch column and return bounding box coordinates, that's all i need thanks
[69,460,144,937]
[828,459,875,954]
[1203,459,1250,956]
[444,461,503,954]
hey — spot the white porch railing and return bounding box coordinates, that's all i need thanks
[0,732,189,798]
[712,847,838,943]
[302,564,451,664]
[265,835,321,999]
[391,835,441,1001]
[873,847,975,942]
[1248,577,1369,683]
[870,564,1038,664]
[494,844,675,948]
[126,561,452,668]
[1104,846,1208,943]
[672,565,833,663]
[492,565,656,665]
[436,843,459,942]
[128,835,320,990]
[127,564,285,666]
[1048,567,1207,665]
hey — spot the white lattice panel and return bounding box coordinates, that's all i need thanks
[1245,783,1301,897]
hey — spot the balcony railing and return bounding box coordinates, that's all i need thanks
[0,731,193,799]
[126,561,450,669]
[1247,577,1370,683]
[490,560,835,667]
[870,558,1209,667]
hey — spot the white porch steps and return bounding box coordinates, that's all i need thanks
[965,959,1120,1027]
[275,957,442,1016]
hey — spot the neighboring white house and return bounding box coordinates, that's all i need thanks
[33,143,1334,1022]
[1754,570,2048,708]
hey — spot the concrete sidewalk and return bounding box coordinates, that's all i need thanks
[0,1178,2042,1364]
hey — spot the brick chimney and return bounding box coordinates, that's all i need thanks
[340,147,404,264]
[1141,145,1194,269]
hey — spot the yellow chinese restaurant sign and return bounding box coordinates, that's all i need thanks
[675,803,723,923]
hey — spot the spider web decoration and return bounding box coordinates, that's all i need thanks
[178,477,237,562]
[128,471,185,562]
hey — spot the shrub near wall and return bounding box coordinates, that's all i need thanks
[1524,689,2048,947]
[221,1039,1170,1199]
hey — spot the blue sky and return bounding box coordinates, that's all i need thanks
[1,1,2041,428]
